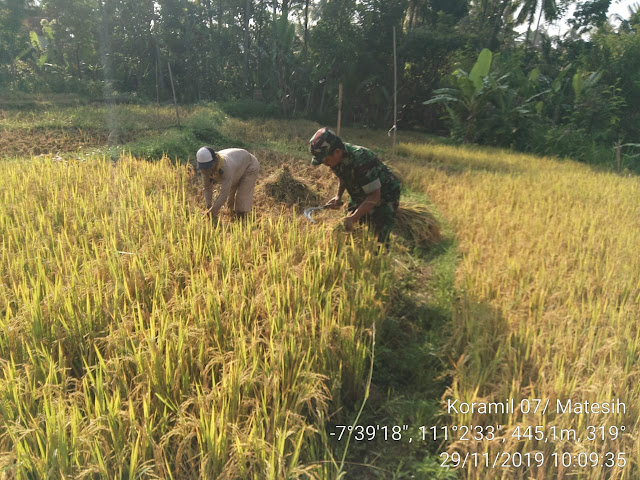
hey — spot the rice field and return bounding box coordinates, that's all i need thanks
[0,154,392,479]
[396,143,640,479]
[3,103,638,479]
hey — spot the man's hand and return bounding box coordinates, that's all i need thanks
[344,215,356,231]
[325,196,343,210]
[203,207,218,223]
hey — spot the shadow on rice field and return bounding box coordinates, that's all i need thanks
[333,228,460,479]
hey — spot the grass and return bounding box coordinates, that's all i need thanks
[335,189,458,479]
[0,101,432,164]
[0,104,235,162]
[0,91,86,110]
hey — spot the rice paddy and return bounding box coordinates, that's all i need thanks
[396,142,640,479]
[0,154,392,478]
[2,103,638,479]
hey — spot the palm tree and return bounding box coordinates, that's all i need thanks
[516,0,562,47]
[612,2,640,32]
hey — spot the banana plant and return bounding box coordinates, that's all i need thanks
[424,48,494,143]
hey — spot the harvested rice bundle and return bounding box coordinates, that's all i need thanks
[394,202,443,248]
[263,164,320,206]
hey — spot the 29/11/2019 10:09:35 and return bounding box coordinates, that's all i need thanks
[439,451,626,469]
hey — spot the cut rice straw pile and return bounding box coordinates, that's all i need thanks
[262,164,321,206]
[394,202,443,249]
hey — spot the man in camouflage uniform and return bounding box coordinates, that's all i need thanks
[309,127,401,243]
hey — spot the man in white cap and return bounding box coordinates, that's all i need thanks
[196,146,260,220]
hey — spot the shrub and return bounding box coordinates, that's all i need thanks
[219,99,283,119]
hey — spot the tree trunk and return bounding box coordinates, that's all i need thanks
[243,0,251,94]
[148,0,165,97]
[201,0,216,97]
[76,43,82,79]
[532,5,544,48]
[525,9,535,47]
[319,81,327,113]
[305,85,313,115]
[480,0,490,25]
[219,0,223,32]
[487,0,512,50]
[303,0,309,52]
[154,40,165,97]
[408,0,415,29]
[183,0,199,102]
[279,0,290,113]
[98,0,114,100]
[272,0,278,100]
[256,1,263,96]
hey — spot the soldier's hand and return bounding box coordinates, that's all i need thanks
[203,208,218,223]
[325,196,343,210]
[344,215,356,232]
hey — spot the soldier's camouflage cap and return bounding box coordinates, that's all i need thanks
[309,127,340,165]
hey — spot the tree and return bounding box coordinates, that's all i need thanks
[405,0,467,29]
[467,0,520,50]
[0,0,42,89]
[569,0,611,32]
[307,0,360,115]
[425,49,549,146]
[516,0,563,48]
[424,48,496,142]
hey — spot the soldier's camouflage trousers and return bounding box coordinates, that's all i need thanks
[349,190,400,244]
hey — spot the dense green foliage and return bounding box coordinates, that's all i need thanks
[1,0,639,168]
[424,10,640,168]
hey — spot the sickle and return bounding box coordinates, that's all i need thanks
[303,205,328,223]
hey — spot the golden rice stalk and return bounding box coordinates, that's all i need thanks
[394,202,443,248]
